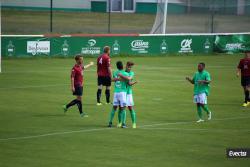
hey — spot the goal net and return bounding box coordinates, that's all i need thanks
[150,0,250,34]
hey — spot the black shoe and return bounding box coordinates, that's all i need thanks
[108,122,112,128]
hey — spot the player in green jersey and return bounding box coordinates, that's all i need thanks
[123,61,137,128]
[186,63,212,123]
[108,61,132,128]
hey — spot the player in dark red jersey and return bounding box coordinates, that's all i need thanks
[63,55,94,116]
[96,46,112,105]
[237,50,250,107]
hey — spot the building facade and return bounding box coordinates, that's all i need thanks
[2,0,250,15]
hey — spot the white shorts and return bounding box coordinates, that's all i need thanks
[113,92,127,107]
[126,94,134,107]
[193,93,207,104]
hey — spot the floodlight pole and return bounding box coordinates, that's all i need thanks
[50,0,53,33]
[108,0,111,33]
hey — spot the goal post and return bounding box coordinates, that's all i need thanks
[150,0,169,34]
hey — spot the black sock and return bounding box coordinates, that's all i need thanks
[97,89,102,103]
[76,100,83,114]
[66,99,78,109]
[105,89,110,103]
[245,90,249,103]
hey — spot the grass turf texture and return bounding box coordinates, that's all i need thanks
[2,9,250,34]
[0,55,250,167]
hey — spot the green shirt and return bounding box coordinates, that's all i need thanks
[126,71,135,95]
[113,70,129,93]
[193,70,211,96]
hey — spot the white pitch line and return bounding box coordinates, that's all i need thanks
[140,127,250,133]
[0,128,111,141]
[0,116,250,142]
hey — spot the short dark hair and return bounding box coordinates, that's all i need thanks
[199,62,205,67]
[126,61,135,67]
[103,46,110,53]
[75,55,82,61]
[116,61,123,70]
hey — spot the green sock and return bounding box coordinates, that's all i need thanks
[130,110,136,124]
[202,105,210,114]
[121,109,127,124]
[109,108,116,123]
[118,109,122,124]
[197,105,202,119]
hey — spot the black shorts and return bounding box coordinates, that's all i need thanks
[98,76,111,86]
[241,76,250,87]
[73,85,83,96]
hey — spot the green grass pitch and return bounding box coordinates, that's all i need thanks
[0,55,250,167]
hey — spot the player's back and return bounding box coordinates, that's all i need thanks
[113,70,129,93]
[97,54,110,77]
[239,58,250,76]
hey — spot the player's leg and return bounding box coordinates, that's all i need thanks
[64,99,78,112]
[196,103,203,122]
[194,94,204,122]
[120,92,127,128]
[120,106,127,128]
[64,86,83,115]
[241,77,250,106]
[76,95,87,117]
[105,86,111,104]
[128,106,136,128]
[97,78,103,105]
[105,77,111,104]
[117,107,122,128]
[108,106,118,127]
[108,93,119,127]
[199,93,211,120]
[127,94,136,128]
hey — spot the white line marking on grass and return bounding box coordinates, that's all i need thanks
[140,127,250,133]
[0,116,250,142]
[0,128,110,141]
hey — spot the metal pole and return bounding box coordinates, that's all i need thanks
[210,0,214,33]
[108,0,111,33]
[50,0,53,32]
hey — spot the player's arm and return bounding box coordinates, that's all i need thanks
[198,80,211,84]
[84,62,94,69]
[112,77,120,82]
[118,73,132,80]
[186,77,194,84]
[198,73,212,84]
[108,66,112,78]
[237,60,242,77]
[106,57,112,78]
[71,70,75,92]
[236,68,241,77]
[128,81,137,86]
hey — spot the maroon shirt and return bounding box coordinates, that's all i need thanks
[238,58,250,77]
[71,64,84,86]
[97,53,111,77]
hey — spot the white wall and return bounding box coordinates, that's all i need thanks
[2,0,91,9]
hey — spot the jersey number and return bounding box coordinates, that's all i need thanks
[99,58,103,65]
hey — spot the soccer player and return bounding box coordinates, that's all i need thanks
[108,61,132,128]
[96,46,112,106]
[63,55,94,117]
[186,63,212,123]
[237,50,250,107]
[122,61,137,128]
